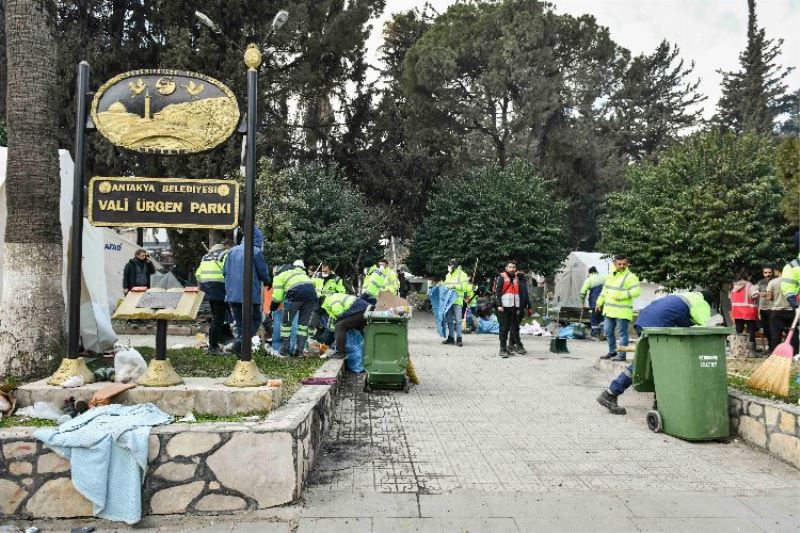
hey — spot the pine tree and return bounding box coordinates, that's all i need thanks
[714,0,794,134]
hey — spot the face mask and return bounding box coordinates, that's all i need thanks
[322,272,330,278]
[448,265,454,273]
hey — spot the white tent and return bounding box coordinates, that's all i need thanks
[552,251,665,311]
[0,147,127,352]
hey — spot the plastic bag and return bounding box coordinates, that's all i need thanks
[15,401,63,421]
[114,347,147,383]
[476,318,500,334]
[345,329,365,373]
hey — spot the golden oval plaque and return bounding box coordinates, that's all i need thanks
[91,69,240,155]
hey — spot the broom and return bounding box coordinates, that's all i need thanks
[747,308,799,397]
[406,355,420,385]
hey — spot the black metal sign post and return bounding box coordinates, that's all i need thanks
[224,44,269,387]
[48,62,96,386]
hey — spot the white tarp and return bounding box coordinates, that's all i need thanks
[552,251,665,311]
[0,147,122,352]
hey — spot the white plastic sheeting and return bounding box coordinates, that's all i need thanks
[552,251,665,311]
[0,147,121,352]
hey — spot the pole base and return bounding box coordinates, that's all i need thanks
[224,360,268,387]
[47,357,96,386]
[137,359,184,387]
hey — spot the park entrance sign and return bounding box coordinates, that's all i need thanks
[51,46,267,388]
[90,70,240,155]
[88,177,239,229]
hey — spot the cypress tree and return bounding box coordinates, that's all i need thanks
[714,0,794,134]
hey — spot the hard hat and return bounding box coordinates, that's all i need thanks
[293,259,305,268]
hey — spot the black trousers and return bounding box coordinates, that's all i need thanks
[335,313,366,353]
[498,308,522,349]
[208,300,228,349]
[770,309,799,354]
[735,319,758,344]
[759,309,774,351]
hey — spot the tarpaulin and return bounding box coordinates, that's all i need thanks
[428,285,457,338]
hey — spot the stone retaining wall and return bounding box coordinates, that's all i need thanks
[729,390,800,469]
[0,359,343,519]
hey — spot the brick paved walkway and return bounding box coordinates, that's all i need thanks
[309,314,800,494]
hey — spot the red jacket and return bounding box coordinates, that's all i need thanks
[730,281,758,321]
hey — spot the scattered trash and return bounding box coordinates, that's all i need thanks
[25,527,40,533]
[89,383,136,408]
[300,377,337,385]
[251,335,262,349]
[16,401,64,421]
[61,375,85,388]
[93,367,115,382]
[178,412,196,423]
[267,379,283,387]
[114,347,147,383]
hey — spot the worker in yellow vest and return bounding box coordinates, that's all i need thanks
[596,255,641,362]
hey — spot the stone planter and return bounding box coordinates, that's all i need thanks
[0,359,343,519]
[729,389,800,469]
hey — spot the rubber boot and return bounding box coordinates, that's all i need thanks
[597,390,626,415]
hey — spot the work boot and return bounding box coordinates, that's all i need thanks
[611,353,627,362]
[512,344,527,355]
[499,348,510,358]
[456,337,463,347]
[442,337,455,345]
[600,352,616,360]
[597,390,626,415]
[279,347,291,358]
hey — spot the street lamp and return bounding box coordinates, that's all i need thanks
[195,8,289,386]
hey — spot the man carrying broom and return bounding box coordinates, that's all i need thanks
[597,291,714,415]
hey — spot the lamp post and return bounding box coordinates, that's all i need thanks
[195,10,289,386]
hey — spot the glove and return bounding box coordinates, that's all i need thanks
[788,295,798,309]
[270,301,280,313]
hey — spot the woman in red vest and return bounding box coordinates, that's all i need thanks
[730,274,759,349]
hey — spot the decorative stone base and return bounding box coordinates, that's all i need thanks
[138,359,184,387]
[2,359,343,519]
[46,358,95,386]
[729,390,800,469]
[16,377,283,417]
[224,360,268,387]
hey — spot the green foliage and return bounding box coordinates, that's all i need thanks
[407,160,568,278]
[714,0,794,134]
[776,137,800,225]
[598,130,792,290]
[255,161,384,279]
[607,40,706,162]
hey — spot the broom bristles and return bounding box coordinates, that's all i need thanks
[406,356,420,385]
[746,352,793,397]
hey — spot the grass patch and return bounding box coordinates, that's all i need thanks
[0,416,57,429]
[89,347,324,401]
[727,358,800,405]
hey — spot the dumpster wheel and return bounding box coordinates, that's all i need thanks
[363,377,371,393]
[646,410,662,433]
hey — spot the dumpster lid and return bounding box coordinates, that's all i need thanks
[641,327,734,336]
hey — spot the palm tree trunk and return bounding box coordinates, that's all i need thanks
[0,0,64,378]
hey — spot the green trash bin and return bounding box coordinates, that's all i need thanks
[363,313,409,392]
[632,327,733,441]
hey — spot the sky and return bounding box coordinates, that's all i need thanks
[365,0,800,119]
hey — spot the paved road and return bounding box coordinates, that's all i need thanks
[298,313,800,532]
[22,315,800,532]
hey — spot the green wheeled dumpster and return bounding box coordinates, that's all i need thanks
[363,313,410,392]
[632,327,733,441]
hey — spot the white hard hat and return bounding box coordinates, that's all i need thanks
[293,260,305,268]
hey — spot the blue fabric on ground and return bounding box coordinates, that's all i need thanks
[272,308,298,352]
[428,285,457,338]
[345,329,365,372]
[476,317,500,334]
[34,403,172,524]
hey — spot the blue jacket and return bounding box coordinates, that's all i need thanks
[223,227,271,304]
[635,295,693,329]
